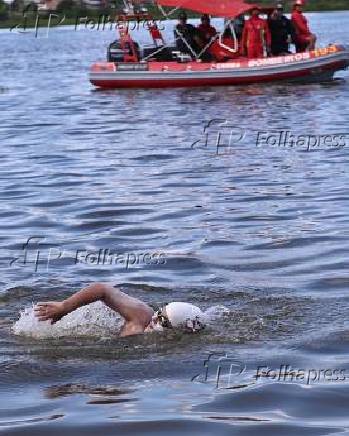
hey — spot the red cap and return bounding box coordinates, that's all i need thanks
[294,0,304,5]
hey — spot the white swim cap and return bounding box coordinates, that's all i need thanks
[164,302,206,331]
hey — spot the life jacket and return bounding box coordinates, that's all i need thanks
[291,9,310,37]
[209,37,239,61]
[242,16,271,47]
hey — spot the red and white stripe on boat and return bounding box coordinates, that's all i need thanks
[89,45,349,88]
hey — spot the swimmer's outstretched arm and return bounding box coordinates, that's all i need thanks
[34,283,154,337]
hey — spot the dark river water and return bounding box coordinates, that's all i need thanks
[1,10,349,436]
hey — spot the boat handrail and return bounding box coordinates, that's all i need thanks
[218,19,239,54]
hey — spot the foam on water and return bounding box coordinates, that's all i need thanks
[11,302,230,339]
[203,305,231,323]
[12,302,123,339]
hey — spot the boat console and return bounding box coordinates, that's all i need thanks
[108,40,195,63]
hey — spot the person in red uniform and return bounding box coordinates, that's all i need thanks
[197,14,217,45]
[241,6,271,59]
[291,0,316,52]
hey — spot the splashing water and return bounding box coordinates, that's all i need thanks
[11,302,230,339]
[203,305,231,323]
[12,302,123,339]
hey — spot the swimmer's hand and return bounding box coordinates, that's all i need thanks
[34,302,67,324]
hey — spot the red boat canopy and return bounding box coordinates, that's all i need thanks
[155,0,257,18]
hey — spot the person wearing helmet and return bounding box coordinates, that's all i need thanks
[291,0,316,52]
[147,302,205,333]
[241,6,271,59]
[268,4,295,56]
[197,14,217,45]
[34,283,206,337]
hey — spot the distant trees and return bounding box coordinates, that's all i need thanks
[56,0,88,17]
[255,0,349,11]
[0,0,9,20]
[56,0,119,17]
[10,0,38,13]
[11,0,25,11]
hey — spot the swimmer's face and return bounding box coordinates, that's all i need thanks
[151,312,171,330]
[185,317,205,333]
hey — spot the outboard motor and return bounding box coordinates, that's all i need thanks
[107,39,140,63]
[107,40,125,62]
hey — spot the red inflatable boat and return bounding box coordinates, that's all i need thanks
[90,0,349,89]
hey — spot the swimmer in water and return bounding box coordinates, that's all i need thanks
[34,283,206,337]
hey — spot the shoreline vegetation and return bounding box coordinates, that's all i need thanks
[1,0,349,30]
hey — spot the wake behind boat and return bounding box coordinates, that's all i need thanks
[89,0,349,89]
